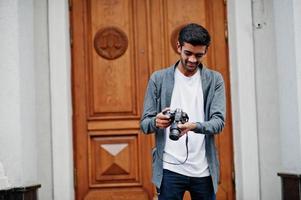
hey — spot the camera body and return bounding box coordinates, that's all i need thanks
[163,108,189,141]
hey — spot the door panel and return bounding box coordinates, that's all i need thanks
[71,0,234,199]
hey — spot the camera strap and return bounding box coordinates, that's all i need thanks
[158,134,189,165]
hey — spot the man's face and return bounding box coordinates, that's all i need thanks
[177,42,207,76]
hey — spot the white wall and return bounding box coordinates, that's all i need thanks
[228,0,301,199]
[0,0,23,187]
[227,0,260,199]
[1,0,73,199]
[0,0,37,186]
[0,0,54,199]
[48,0,74,199]
[274,0,301,173]
[252,0,281,199]
[34,0,53,199]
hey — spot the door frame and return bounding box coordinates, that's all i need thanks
[48,0,260,199]
[227,1,261,199]
[48,0,74,199]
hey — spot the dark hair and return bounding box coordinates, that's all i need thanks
[178,23,211,47]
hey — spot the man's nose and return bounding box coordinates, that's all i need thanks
[188,55,197,63]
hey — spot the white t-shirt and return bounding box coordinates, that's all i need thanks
[163,67,210,177]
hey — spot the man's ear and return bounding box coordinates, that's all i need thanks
[177,42,181,54]
[205,46,209,54]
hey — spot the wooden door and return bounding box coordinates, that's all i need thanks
[71,0,234,200]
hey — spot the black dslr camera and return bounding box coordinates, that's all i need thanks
[163,108,189,141]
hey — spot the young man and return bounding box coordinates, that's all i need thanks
[140,23,225,200]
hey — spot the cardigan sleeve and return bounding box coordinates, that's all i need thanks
[193,72,226,135]
[140,74,159,134]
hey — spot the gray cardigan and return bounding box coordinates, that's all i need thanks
[140,61,226,193]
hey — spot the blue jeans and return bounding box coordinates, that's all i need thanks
[158,169,216,200]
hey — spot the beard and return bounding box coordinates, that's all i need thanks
[180,58,199,73]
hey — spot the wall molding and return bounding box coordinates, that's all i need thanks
[227,0,261,199]
[48,0,74,199]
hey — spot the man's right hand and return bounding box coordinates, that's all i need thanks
[155,108,171,129]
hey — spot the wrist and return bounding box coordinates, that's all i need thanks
[191,122,200,132]
[191,122,197,130]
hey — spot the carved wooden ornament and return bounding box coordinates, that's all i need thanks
[170,24,186,54]
[94,27,128,60]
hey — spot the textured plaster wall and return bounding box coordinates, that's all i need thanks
[252,0,281,199]
[273,0,301,173]
[0,0,37,187]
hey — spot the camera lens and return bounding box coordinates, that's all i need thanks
[169,123,180,141]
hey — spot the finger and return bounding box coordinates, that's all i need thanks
[177,124,183,128]
[160,113,170,119]
[157,112,170,120]
[177,124,186,130]
[156,118,171,128]
[161,121,171,127]
[161,119,171,125]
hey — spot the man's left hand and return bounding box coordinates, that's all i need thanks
[177,122,197,137]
